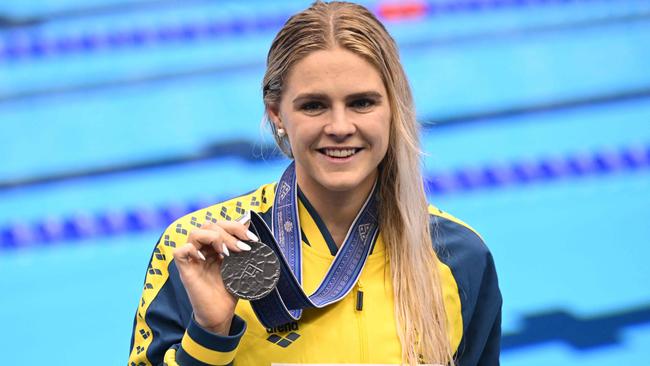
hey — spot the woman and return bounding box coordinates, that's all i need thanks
[128,1,501,365]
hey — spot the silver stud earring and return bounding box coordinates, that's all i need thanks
[277,128,286,137]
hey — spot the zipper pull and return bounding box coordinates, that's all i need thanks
[356,282,364,311]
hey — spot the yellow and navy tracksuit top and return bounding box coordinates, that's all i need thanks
[128,183,502,365]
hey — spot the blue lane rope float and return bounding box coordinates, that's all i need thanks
[1,144,647,250]
[424,144,650,194]
[0,0,615,62]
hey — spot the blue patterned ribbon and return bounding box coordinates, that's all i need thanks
[248,162,380,328]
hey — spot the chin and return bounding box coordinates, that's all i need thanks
[321,180,359,193]
[316,171,374,193]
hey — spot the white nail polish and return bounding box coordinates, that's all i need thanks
[246,230,259,242]
[197,251,206,261]
[238,210,251,224]
[222,243,230,256]
[236,241,252,251]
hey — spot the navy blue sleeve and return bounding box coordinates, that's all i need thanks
[128,246,194,365]
[457,250,502,366]
[432,214,503,366]
[145,261,194,363]
[129,233,248,366]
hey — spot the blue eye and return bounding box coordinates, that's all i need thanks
[300,101,325,112]
[350,98,375,110]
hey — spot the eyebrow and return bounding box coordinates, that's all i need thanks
[292,91,383,105]
[292,93,328,105]
[345,91,383,101]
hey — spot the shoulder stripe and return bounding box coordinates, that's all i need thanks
[128,235,175,365]
[128,183,275,365]
[428,204,483,241]
[210,183,276,219]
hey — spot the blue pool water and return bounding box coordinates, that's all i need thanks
[1,1,649,365]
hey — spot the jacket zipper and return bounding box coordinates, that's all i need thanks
[355,280,368,362]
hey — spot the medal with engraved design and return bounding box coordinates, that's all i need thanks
[221,239,281,301]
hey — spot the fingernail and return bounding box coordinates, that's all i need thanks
[197,251,206,261]
[238,211,251,224]
[246,230,259,242]
[222,243,230,257]
[236,241,251,251]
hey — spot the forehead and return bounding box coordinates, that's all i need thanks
[283,47,386,97]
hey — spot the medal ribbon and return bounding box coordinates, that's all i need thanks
[249,162,380,328]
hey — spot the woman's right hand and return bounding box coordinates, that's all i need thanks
[172,215,256,335]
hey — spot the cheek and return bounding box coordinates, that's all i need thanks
[286,119,319,149]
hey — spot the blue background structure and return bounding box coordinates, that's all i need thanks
[1,0,649,365]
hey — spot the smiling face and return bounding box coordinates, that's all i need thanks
[267,47,391,197]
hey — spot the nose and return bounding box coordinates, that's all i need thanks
[323,105,356,140]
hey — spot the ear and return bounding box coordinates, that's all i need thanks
[266,104,283,130]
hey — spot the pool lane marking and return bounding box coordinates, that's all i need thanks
[0,0,640,63]
[1,144,648,249]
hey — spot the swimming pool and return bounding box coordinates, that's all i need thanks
[1,1,649,364]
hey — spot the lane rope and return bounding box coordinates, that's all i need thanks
[1,143,648,250]
[0,0,618,62]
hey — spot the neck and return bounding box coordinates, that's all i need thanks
[297,177,376,248]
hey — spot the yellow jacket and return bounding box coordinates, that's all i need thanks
[128,183,501,365]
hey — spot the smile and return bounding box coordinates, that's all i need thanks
[317,147,362,159]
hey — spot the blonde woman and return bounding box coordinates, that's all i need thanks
[128,1,501,365]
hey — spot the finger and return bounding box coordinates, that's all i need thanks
[197,225,245,258]
[203,210,254,240]
[198,245,218,260]
[202,220,254,252]
[187,228,226,254]
[173,243,206,264]
[218,234,251,253]
[217,220,259,243]
[210,226,251,253]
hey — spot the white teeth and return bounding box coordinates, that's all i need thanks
[323,148,356,158]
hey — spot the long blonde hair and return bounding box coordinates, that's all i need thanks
[262,2,453,365]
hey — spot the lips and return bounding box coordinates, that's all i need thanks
[317,147,362,158]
